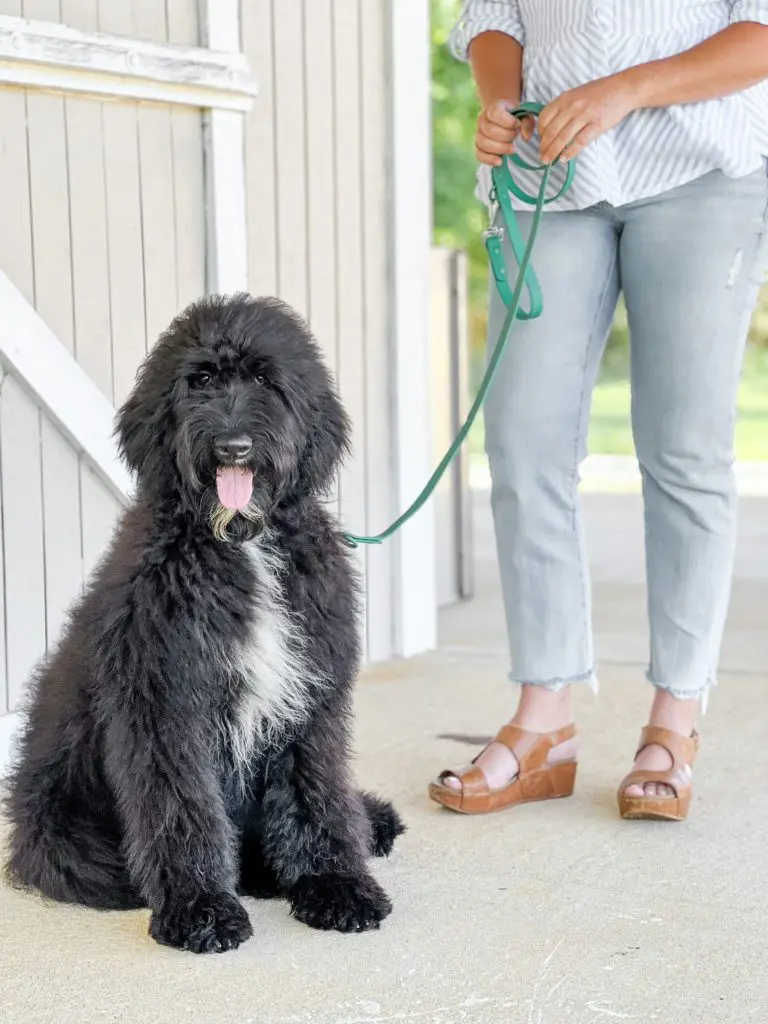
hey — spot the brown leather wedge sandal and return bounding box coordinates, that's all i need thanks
[428,723,577,815]
[618,725,700,822]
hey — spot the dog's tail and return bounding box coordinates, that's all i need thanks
[360,791,406,858]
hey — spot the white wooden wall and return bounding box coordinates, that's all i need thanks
[242,0,397,662]
[0,366,123,714]
[0,0,433,726]
[0,1,206,407]
[0,0,202,43]
[0,1,207,717]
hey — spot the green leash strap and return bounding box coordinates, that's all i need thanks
[486,103,576,317]
[342,102,575,548]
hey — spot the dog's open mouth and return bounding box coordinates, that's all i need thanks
[215,466,254,511]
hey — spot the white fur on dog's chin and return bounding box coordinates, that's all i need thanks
[210,499,263,543]
[227,540,321,772]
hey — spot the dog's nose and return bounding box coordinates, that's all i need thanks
[214,434,253,463]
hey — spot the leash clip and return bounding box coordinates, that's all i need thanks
[484,205,503,242]
[485,188,500,238]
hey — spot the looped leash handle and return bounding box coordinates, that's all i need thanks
[485,101,575,320]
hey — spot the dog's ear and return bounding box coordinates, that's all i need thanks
[114,349,176,491]
[295,385,351,497]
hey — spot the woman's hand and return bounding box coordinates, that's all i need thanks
[475,99,535,167]
[538,76,638,164]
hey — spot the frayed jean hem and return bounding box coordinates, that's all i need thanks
[646,673,714,714]
[509,669,599,696]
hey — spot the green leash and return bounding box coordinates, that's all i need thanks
[342,102,575,548]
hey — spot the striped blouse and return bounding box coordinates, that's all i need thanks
[451,0,768,211]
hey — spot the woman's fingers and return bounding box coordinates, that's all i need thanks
[475,98,588,168]
[540,115,588,164]
[476,146,503,167]
[477,127,518,155]
[485,98,524,129]
[476,102,525,166]
[479,114,521,144]
[476,133,517,166]
[558,123,600,161]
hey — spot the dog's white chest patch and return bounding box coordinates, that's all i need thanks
[228,542,312,763]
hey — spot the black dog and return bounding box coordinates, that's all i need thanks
[4,294,404,952]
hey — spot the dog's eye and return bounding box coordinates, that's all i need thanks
[254,372,268,387]
[190,371,213,389]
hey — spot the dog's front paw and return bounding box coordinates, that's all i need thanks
[149,891,253,953]
[289,873,392,933]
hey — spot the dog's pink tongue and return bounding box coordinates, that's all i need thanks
[215,466,254,511]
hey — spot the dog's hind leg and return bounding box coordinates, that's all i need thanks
[5,761,142,910]
[360,792,406,858]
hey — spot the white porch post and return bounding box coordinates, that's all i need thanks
[388,0,437,656]
[202,1,249,295]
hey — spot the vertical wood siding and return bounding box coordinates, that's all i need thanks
[0,89,206,407]
[0,371,125,713]
[3,0,200,45]
[0,2,205,404]
[0,4,204,710]
[242,0,396,660]
[0,0,399,718]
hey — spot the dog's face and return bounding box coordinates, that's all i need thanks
[116,295,350,541]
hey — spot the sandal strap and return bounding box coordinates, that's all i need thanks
[437,765,489,800]
[494,723,576,773]
[636,726,699,768]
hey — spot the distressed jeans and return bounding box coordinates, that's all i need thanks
[484,167,768,702]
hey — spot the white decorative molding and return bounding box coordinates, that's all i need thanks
[0,271,132,504]
[388,0,438,656]
[0,15,258,110]
[202,1,248,293]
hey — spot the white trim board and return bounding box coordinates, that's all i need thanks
[387,0,437,657]
[0,271,132,503]
[202,0,248,293]
[0,15,257,110]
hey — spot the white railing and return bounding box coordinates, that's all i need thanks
[0,271,132,502]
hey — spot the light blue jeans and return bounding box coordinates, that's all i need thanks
[484,167,768,701]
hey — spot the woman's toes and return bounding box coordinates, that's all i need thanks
[638,781,675,798]
[624,781,677,799]
[624,783,645,798]
[441,773,461,791]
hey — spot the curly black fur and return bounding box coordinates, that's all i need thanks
[3,294,405,953]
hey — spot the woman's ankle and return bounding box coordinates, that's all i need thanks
[647,688,698,736]
[512,683,573,733]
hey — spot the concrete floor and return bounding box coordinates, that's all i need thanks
[2,493,767,1024]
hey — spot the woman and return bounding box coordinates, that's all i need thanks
[429,0,768,821]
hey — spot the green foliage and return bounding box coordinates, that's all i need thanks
[431,0,490,344]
